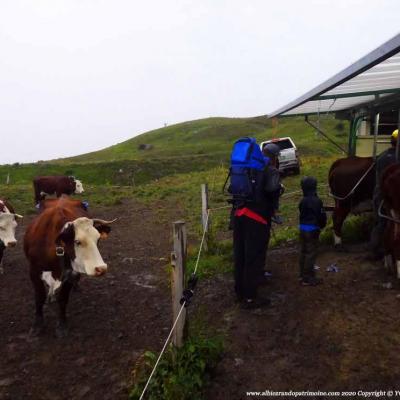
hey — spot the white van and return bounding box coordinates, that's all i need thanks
[260,137,300,174]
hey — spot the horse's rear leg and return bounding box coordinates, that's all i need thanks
[332,202,350,247]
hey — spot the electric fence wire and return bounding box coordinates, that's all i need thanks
[138,209,211,400]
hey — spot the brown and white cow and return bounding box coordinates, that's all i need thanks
[328,156,375,246]
[381,163,400,277]
[24,195,115,337]
[0,199,23,273]
[33,175,84,205]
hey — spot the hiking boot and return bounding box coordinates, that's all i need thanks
[301,276,323,286]
[241,297,271,309]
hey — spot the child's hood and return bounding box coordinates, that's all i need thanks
[301,176,317,196]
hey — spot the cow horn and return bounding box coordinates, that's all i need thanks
[92,218,118,225]
[14,214,23,219]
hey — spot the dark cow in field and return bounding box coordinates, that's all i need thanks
[33,175,84,205]
[381,163,400,277]
[24,195,116,337]
[0,199,23,273]
[328,156,375,246]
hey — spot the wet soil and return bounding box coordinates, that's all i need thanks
[0,199,178,400]
[1,199,400,400]
[201,244,400,399]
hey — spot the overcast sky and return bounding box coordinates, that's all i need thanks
[1,0,399,164]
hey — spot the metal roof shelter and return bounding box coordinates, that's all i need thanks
[269,33,400,118]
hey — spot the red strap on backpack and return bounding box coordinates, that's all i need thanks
[235,207,268,225]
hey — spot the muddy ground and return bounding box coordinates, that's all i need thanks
[0,199,177,400]
[203,245,400,399]
[1,199,400,399]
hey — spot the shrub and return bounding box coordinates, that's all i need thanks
[129,332,223,400]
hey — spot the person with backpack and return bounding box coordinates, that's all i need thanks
[225,138,281,309]
[298,176,327,286]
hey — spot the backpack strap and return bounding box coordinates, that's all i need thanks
[222,167,231,195]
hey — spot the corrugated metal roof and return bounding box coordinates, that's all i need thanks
[269,33,400,117]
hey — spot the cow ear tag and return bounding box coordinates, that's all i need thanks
[56,246,65,257]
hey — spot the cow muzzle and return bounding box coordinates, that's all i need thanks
[94,266,107,276]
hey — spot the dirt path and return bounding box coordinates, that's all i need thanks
[0,199,180,400]
[200,245,400,399]
[2,198,400,400]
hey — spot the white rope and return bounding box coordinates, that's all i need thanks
[193,209,210,275]
[280,184,329,199]
[139,209,211,400]
[208,205,231,212]
[329,162,375,201]
[378,200,400,224]
[138,303,186,400]
[281,189,303,198]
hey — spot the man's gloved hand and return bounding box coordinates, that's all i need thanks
[271,214,283,225]
[279,184,285,196]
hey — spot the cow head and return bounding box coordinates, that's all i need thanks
[56,217,115,276]
[74,179,84,194]
[0,212,22,248]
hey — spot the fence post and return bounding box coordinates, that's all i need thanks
[201,184,209,251]
[6,173,10,185]
[170,220,187,348]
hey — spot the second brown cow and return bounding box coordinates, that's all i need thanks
[33,175,84,205]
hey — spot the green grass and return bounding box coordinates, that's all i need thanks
[0,184,134,216]
[0,115,348,186]
[0,157,223,186]
[130,327,223,400]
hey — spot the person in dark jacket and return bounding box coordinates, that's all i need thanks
[298,176,327,286]
[233,143,282,308]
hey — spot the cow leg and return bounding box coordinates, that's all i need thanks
[29,270,47,335]
[332,203,350,248]
[56,281,73,338]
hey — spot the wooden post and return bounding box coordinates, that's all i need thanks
[6,173,10,185]
[201,184,209,251]
[170,221,187,348]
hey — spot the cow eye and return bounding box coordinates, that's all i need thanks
[74,240,81,246]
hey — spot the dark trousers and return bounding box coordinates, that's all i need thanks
[299,231,320,279]
[233,216,270,299]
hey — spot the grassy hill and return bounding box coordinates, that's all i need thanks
[51,115,348,164]
[0,115,348,186]
[52,116,273,164]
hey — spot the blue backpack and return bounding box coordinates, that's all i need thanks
[223,137,266,204]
